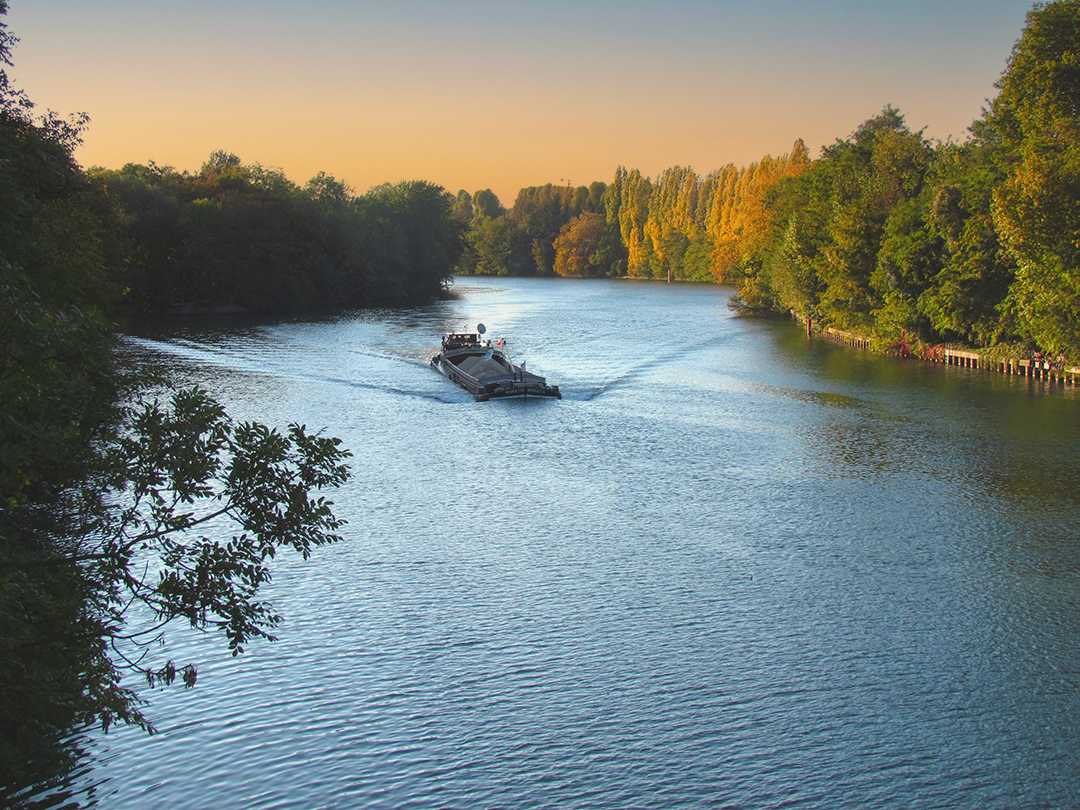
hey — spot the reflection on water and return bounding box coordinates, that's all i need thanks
[22,278,1080,809]
[4,731,102,810]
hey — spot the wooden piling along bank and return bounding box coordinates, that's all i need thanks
[823,328,872,350]
[936,348,1080,385]
[819,325,1080,386]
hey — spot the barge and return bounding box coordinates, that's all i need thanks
[431,324,561,401]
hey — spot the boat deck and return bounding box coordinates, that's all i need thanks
[431,330,561,401]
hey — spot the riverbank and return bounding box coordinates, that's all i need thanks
[807,320,1080,387]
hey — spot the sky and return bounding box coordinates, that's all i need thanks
[7,0,1032,207]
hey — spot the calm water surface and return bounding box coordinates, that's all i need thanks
[33,278,1080,808]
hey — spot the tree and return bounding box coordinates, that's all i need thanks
[97,157,463,313]
[700,143,809,286]
[0,6,353,793]
[761,218,820,320]
[357,180,463,295]
[871,195,942,340]
[984,0,1080,355]
[0,35,128,761]
[553,211,621,277]
[917,142,1016,346]
[305,171,353,209]
[642,166,699,280]
[1,376,352,792]
[615,170,655,277]
[465,214,516,276]
[800,108,932,332]
[451,189,474,221]
[471,188,504,219]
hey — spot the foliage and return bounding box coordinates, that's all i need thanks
[610,168,655,277]
[594,148,809,284]
[801,108,932,332]
[462,213,516,276]
[0,70,130,773]
[94,159,463,314]
[725,2,1080,360]
[985,0,1080,355]
[454,14,1078,361]
[451,189,474,221]
[760,218,819,320]
[457,184,607,277]
[704,143,811,283]
[917,143,1016,345]
[511,183,605,275]
[356,180,464,298]
[1,378,351,791]
[472,188,505,219]
[553,212,623,277]
[1,5,353,794]
[454,1,1080,361]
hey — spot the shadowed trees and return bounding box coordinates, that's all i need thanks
[94,159,464,314]
[1,4,353,794]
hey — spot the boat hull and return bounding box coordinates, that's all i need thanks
[430,334,561,401]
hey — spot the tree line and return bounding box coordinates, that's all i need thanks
[733,0,1079,359]
[93,156,463,314]
[457,0,1079,358]
[2,0,1078,797]
[450,149,810,282]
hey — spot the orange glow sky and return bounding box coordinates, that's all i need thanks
[8,0,1030,207]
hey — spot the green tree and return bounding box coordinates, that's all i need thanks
[305,171,353,209]
[917,142,1016,345]
[472,188,505,219]
[815,109,924,330]
[100,158,462,313]
[0,6,352,793]
[465,214,516,276]
[871,195,942,341]
[682,236,714,282]
[353,180,462,299]
[451,189,474,221]
[761,218,820,320]
[985,0,1080,355]
[510,184,588,275]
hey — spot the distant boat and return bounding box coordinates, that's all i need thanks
[430,324,561,401]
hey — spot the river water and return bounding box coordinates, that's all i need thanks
[31,277,1080,809]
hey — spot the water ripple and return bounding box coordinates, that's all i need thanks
[32,278,1080,810]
